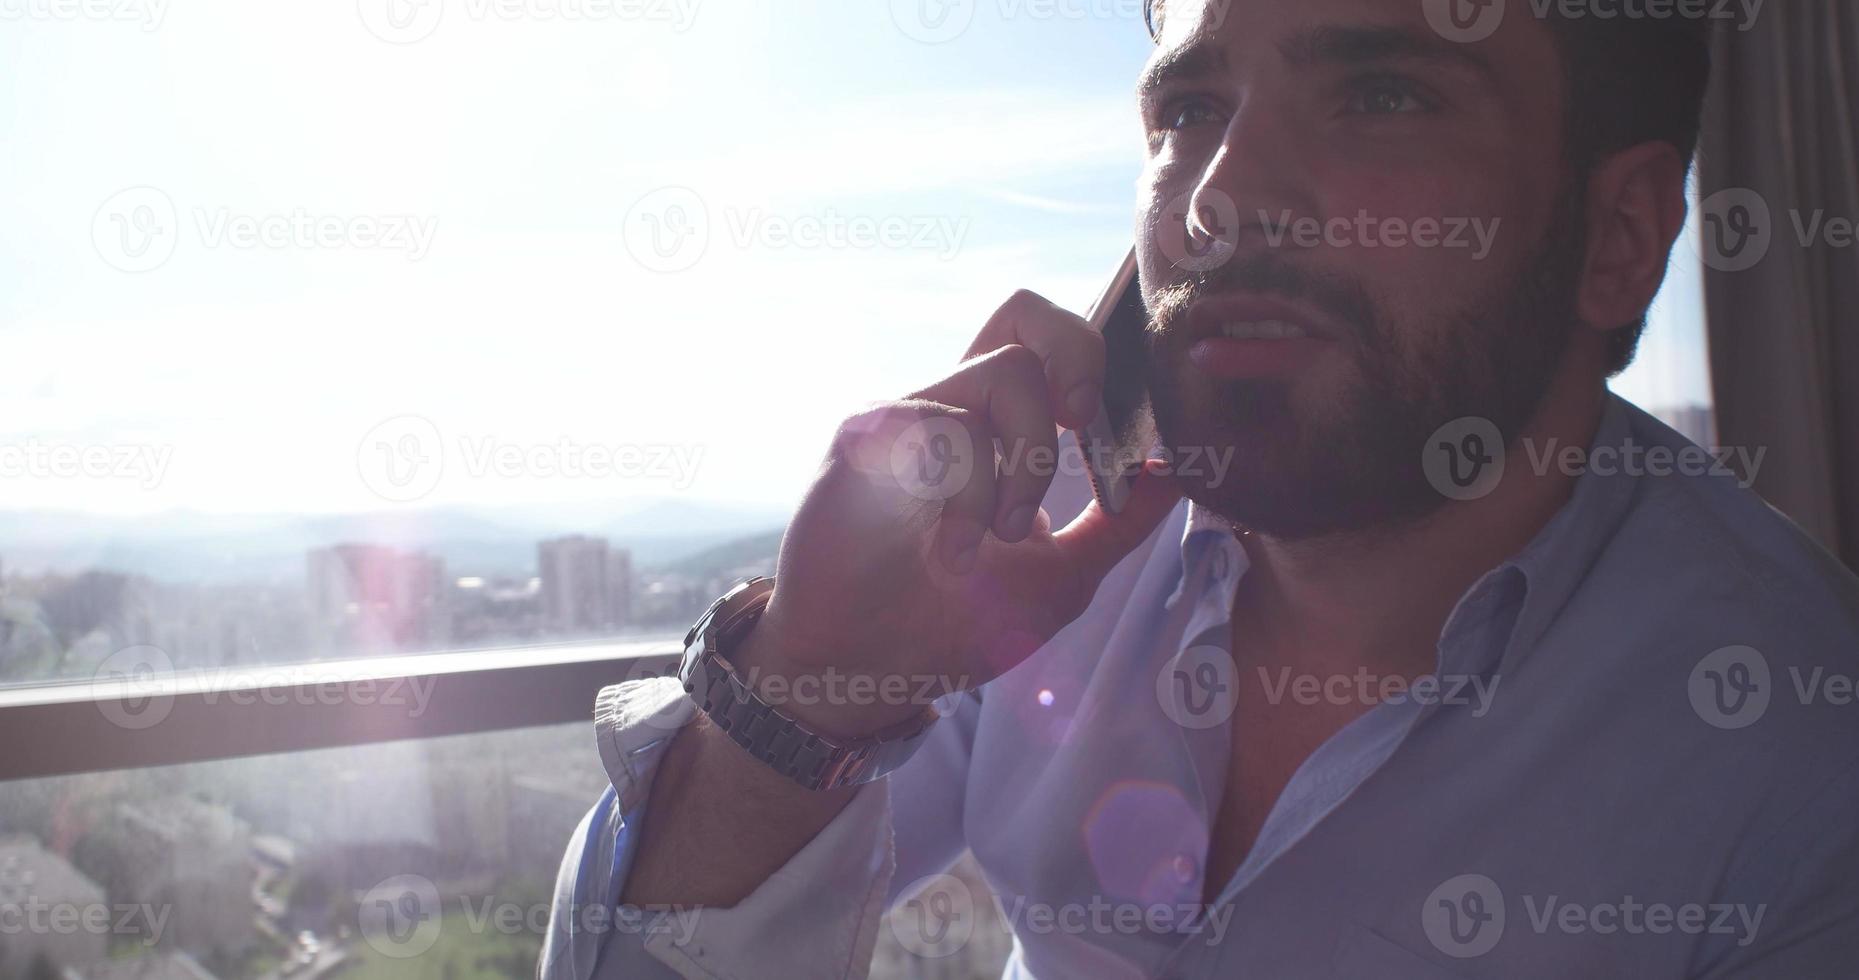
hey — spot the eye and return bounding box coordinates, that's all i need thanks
[1157,95,1224,131]
[1344,75,1438,116]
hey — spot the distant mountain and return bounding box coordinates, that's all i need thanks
[663,529,784,578]
[0,498,789,585]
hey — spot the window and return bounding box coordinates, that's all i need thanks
[4,4,1147,977]
[1613,182,1717,447]
[0,1,1153,685]
[3,3,1727,979]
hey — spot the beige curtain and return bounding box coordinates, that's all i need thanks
[1697,2,1859,570]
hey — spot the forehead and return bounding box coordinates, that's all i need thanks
[1155,0,1419,44]
[1148,0,1560,79]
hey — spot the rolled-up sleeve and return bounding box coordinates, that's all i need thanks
[541,675,980,980]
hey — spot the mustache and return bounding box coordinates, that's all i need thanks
[1147,253,1377,345]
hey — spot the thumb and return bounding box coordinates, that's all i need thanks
[1051,459,1185,588]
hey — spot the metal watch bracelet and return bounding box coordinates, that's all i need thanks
[676,577,940,791]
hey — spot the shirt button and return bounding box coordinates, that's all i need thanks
[1173,854,1198,883]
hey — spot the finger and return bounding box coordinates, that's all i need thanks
[922,405,996,575]
[915,345,1056,544]
[827,400,977,519]
[831,399,1000,575]
[966,290,1107,431]
[1050,459,1184,589]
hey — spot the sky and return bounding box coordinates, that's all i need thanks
[0,0,1710,517]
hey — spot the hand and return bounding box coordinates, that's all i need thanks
[736,290,1183,737]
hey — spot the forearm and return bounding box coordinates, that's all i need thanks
[622,603,934,908]
[547,667,906,980]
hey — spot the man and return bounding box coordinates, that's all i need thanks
[544,0,1859,976]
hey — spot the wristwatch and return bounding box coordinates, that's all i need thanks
[677,577,940,791]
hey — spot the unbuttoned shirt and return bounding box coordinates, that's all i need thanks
[541,394,1859,979]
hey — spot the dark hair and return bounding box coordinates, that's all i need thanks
[1142,0,1714,375]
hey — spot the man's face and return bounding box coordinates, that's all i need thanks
[1135,0,1585,538]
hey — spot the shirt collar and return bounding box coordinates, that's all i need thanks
[1163,392,1646,674]
[1180,500,1237,564]
[1489,391,1644,668]
[1166,503,1246,611]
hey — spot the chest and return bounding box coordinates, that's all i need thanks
[1201,669,1378,904]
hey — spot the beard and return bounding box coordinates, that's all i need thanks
[1141,190,1588,540]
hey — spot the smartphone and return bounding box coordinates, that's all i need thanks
[1076,248,1154,514]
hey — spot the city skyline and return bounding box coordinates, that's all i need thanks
[0,519,780,688]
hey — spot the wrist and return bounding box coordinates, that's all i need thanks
[731,613,943,740]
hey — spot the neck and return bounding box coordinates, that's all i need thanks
[1232,377,1609,678]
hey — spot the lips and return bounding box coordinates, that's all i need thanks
[1182,291,1343,379]
[1185,292,1346,344]
[1218,319,1309,340]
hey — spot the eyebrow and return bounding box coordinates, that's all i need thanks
[1138,22,1496,105]
[1278,23,1497,80]
[1136,37,1227,106]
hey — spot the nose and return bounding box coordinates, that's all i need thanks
[1181,100,1313,266]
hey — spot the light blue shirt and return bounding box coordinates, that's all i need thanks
[543,394,1859,978]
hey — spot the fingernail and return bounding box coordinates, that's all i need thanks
[1004,504,1037,539]
[1067,383,1102,424]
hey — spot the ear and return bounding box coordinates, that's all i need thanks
[1576,143,1690,335]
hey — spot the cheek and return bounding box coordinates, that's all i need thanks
[1137,142,1225,215]
[1137,156,1244,289]
[1136,161,1192,265]
[1303,168,1527,311]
